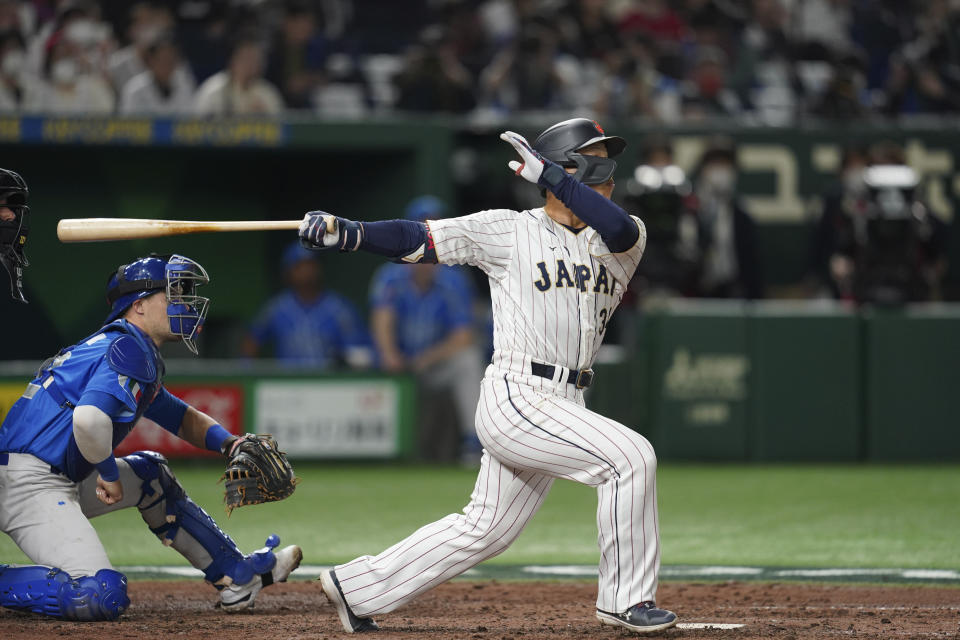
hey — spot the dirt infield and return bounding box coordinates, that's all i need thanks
[1,580,958,639]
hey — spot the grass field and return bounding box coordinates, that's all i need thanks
[1,463,958,570]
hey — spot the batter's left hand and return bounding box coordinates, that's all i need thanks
[299,211,339,250]
[96,476,123,505]
[500,131,546,184]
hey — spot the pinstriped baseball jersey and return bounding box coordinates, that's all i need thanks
[333,205,663,621]
[427,207,646,375]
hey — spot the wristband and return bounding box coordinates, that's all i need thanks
[95,456,120,482]
[205,423,233,453]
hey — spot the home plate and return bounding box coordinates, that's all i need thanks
[676,622,746,630]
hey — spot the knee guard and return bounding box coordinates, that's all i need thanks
[0,565,129,621]
[123,451,276,586]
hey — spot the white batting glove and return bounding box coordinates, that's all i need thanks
[500,131,546,184]
[299,211,340,250]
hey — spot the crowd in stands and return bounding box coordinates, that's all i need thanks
[0,0,959,121]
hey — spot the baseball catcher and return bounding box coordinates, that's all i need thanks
[0,254,302,621]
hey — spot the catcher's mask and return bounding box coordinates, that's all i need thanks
[0,168,30,303]
[105,254,210,354]
[533,118,626,186]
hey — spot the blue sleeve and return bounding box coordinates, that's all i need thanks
[359,220,438,263]
[143,387,189,435]
[540,166,639,252]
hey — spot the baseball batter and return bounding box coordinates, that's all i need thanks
[0,254,301,620]
[299,118,676,634]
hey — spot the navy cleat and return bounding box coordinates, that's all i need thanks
[320,569,379,633]
[596,601,678,634]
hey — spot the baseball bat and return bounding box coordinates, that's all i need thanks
[57,218,303,243]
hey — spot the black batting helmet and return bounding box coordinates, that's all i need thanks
[0,168,30,303]
[533,118,626,185]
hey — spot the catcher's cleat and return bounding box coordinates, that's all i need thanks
[596,602,678,634]
[320,569,379,633]
[220,542,303,612]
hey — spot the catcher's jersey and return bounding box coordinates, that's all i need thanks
[428,207,645,374]
[0,321,185,482]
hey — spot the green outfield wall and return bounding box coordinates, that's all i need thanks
[590,301,960,462]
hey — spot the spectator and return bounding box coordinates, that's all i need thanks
[622,140,701,298]
[106,1,177,93]
[591,32,658,119]
[194,35,283,116]
[394,25,475,113]
[480,22,567,112]
[23,2,109,79]
[884,0,960,115]
[692,138,763,298]
[681,45,741,120]
[729,0,798,124]
[811,141,949,304]
[242,242,371,368]
[0,28,25,111]
[369,196,483,463]
[118,34,194,115]
[618,0,688,45]
[790,0,855,56]
[557,0,622,60]
[265,0,328,110]
[23,24,114,114]
[810,144,869,300]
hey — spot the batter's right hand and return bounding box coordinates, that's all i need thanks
[501,131,546,184]
[97,476,123,505]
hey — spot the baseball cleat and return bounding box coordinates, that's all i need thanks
[596,601,678,634]
[320,568,379,633]
[220,544,303,612]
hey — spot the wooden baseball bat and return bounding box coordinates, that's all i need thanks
[57,218,303,243]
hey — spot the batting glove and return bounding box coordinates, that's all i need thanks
[299,212,363,252]
[500,131,566,188]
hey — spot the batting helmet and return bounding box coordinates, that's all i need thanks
[105,254,210,354]
[0,167,30,303]
[533,118,626,185]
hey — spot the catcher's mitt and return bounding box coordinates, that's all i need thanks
[220,434,298,514]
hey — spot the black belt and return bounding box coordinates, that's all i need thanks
[530,361,594,389]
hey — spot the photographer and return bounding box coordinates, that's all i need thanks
[812,142,948,305]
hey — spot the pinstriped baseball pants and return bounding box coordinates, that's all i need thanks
[334,371,660,616]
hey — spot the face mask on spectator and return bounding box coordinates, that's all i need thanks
[701,165,736,198]
[843,168,867,196]
[65,19,109,47]
[133,24,164,47]
[2,49,23,77]
[51,58,78,85]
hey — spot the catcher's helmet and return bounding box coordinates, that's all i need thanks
[0,167,30,303]
[106,254,210,354]
[533,118,626,185]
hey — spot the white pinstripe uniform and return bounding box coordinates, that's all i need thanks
[334,205,657,617]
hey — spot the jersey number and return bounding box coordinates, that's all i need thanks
[598,308,609,335]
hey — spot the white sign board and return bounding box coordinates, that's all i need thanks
[254,380,399,458]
